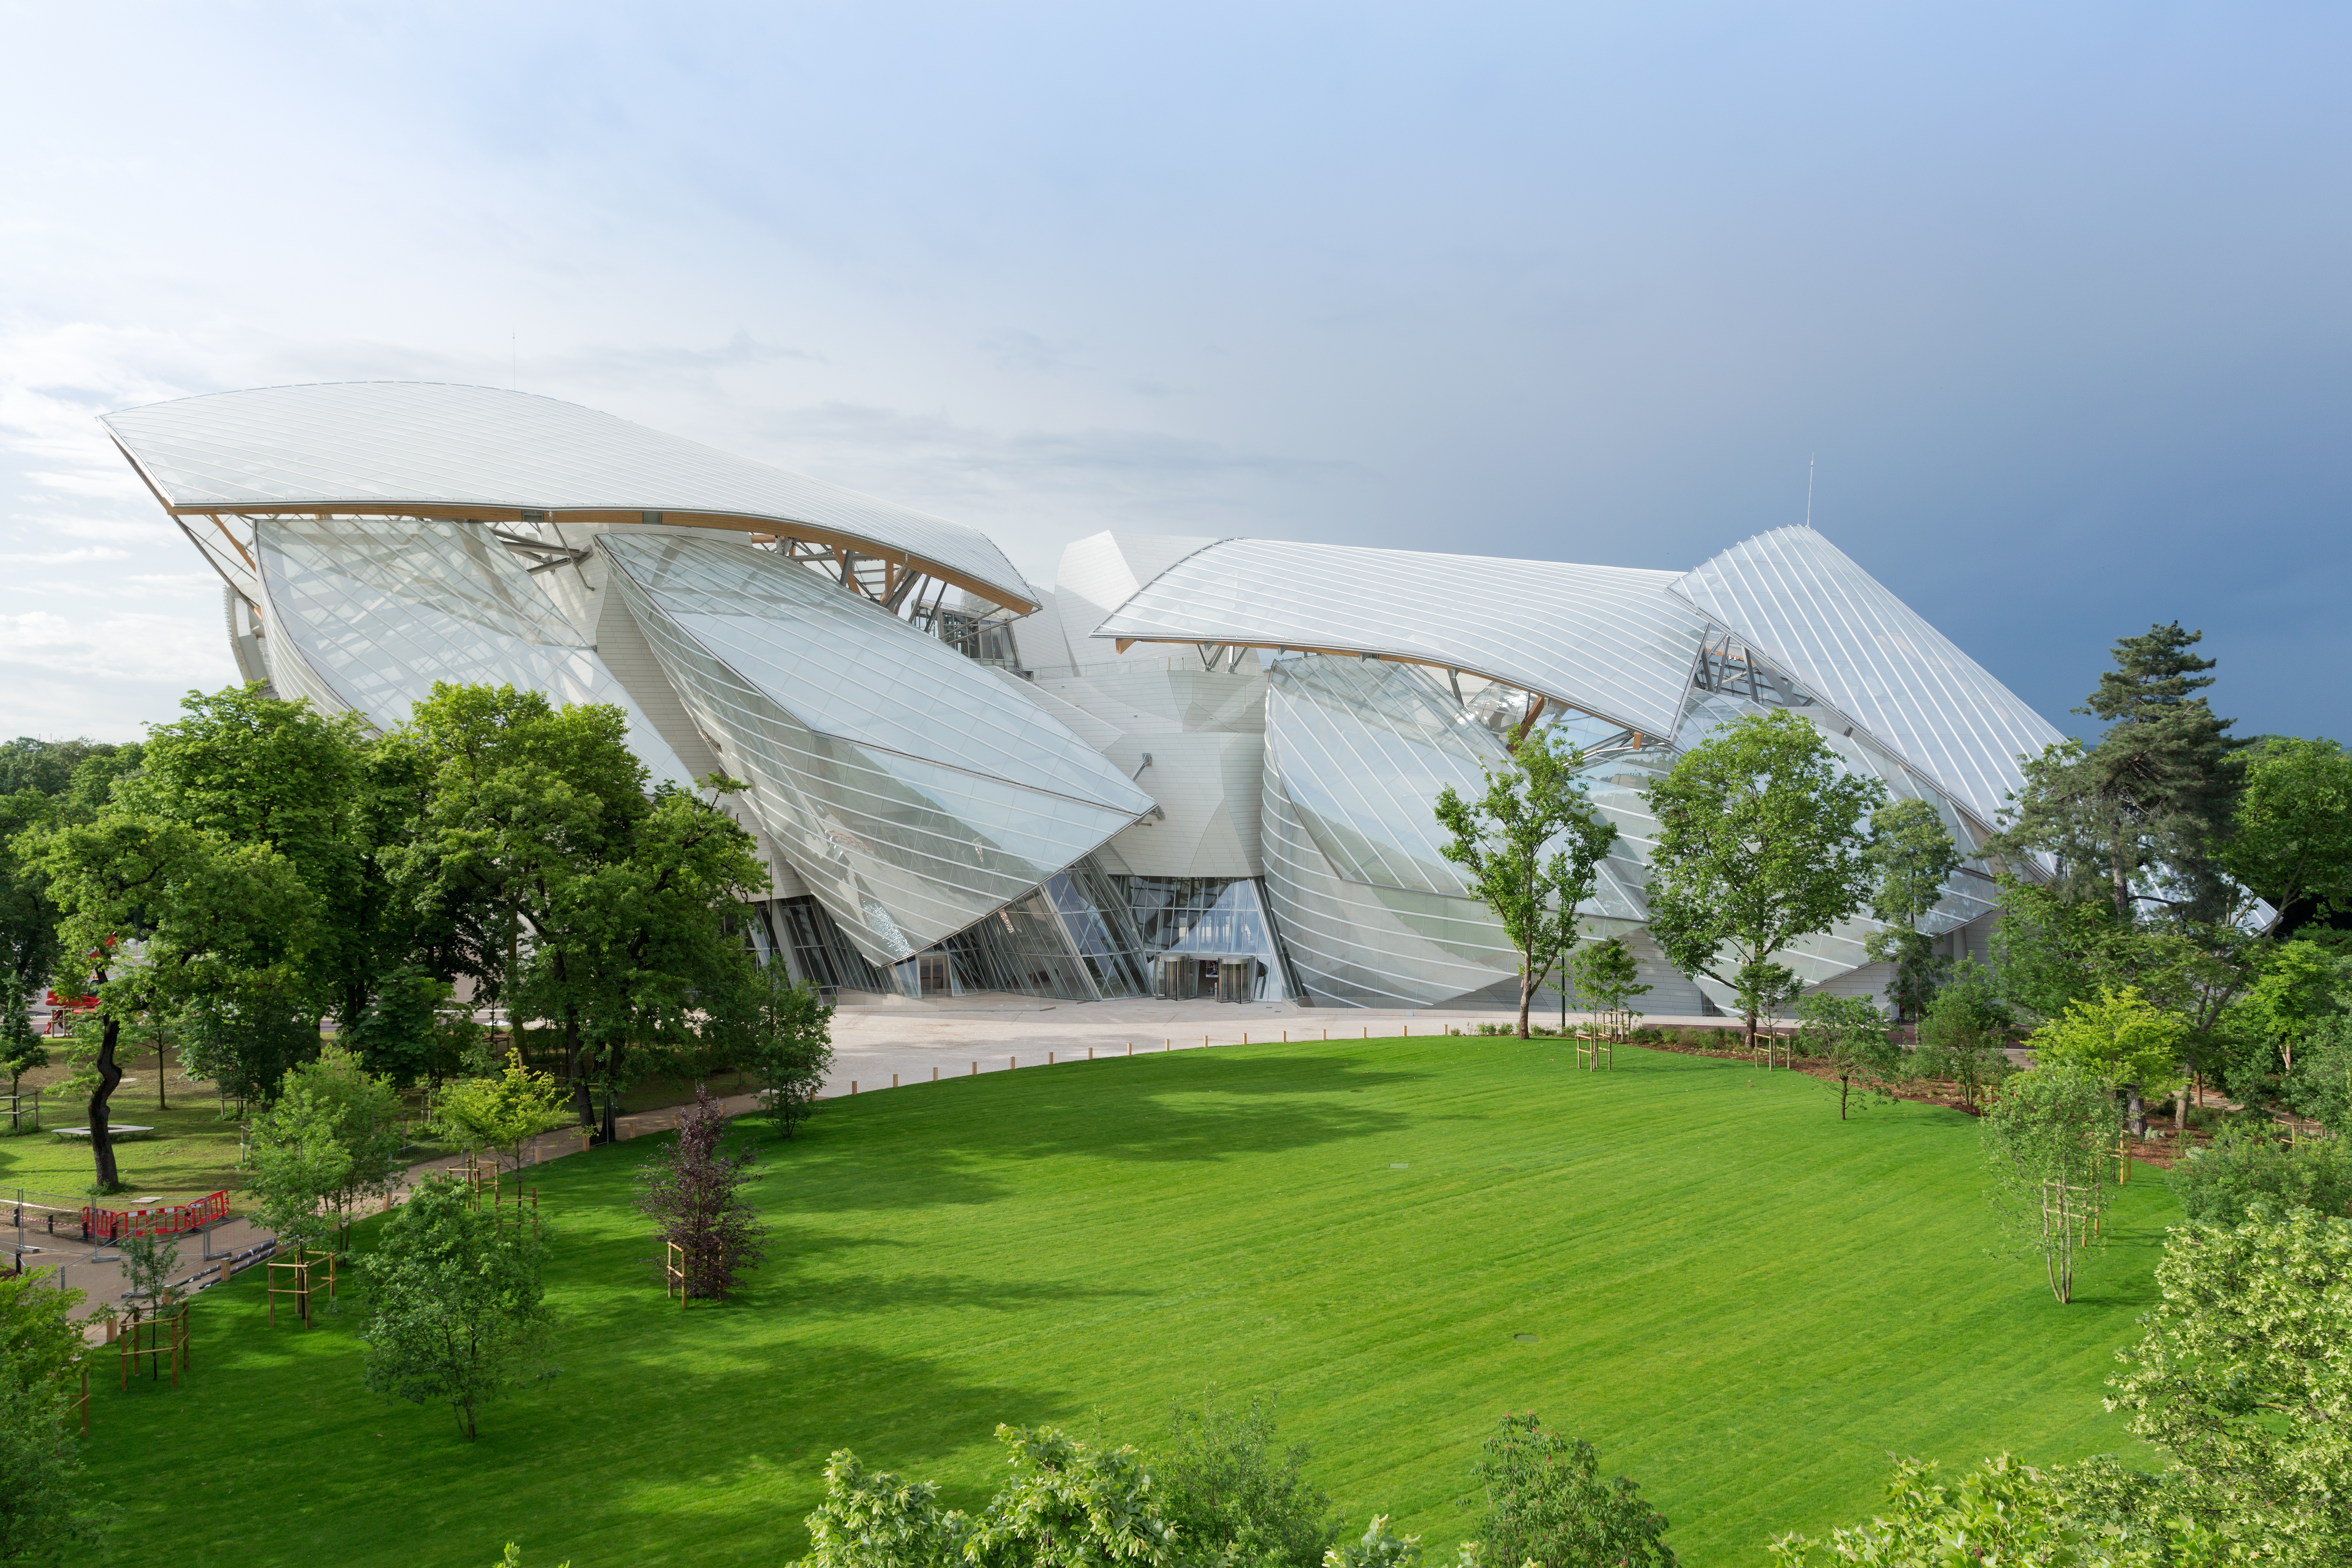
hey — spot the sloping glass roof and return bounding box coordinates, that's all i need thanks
[100,382,1036,610]
[1091,538,1707,738]
[1672,525,2062,829]
[599,532,1153,964]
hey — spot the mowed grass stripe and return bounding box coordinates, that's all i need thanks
[80,1038,2171,1568]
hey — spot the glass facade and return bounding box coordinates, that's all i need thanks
[252,515,693,782]
[115,381,2058,1017]
[600,532,1154,966]
[1121,875,1295,1001]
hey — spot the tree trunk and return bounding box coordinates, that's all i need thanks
[1517,959,1534,1040]
[2126,1086,2147,1140]
[565,1009,592,1126]
[1839,1075,1850,1121]
[2174,1091,2188,1135]
[155,1028,169,1110]
[1745,1008,1758,1060]
[89,1015,123,1193]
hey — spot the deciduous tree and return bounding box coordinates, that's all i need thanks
[635,1084,765,1300]
[1795,994,1903,1121]
[2222,735,2352,928]
[359,1173,553,1441]
[1641,711,1885,1055]
[737,960,836,1140]
[432,1050,572,1175]
[2107,1207,2352,1564]
[1465,1412,1675,1568]
[1436,729,1619,1039]
[2029,987,2186,1138]
[1861,798,1961,1022]
[1980,1066,2121,1304]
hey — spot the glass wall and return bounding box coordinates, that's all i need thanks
[600,532,1152,967]
[1118,876,1294,1002]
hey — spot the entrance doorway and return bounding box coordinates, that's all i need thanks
[916,952,951,996]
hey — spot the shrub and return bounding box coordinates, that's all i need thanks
[1464,1413,1675,1568]
[2166,1124,2352,1225]
[1156,1392,1338,1568]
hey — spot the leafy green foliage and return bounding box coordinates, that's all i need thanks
[0,1267,107,1559]
[432,1050,572,1174]
[1640,710,1885,1049]
[1156,1392,1337,1568]
[2107,1207,2352,1564]
[1,966,45,1098]
[1980,1066,2122,1303]
[1765,1453,2200,1567]
[2165,1124,2352,1227]
[2284,1016,2352,1137]
[1861,798,1961,1022]
[0,1374,113,1562]
[1435,728,1619,1038]
[1910,961,2013,1110]
[0,1269,86,1394]
[248,1085,353,1258]
[1323,1517,1426,1568]
[118,1231,181,1310]
[277,1045,407,1245]
[2220,735,2352,926]
[385,684,765,1138]
[798,1423,1180,1568]
[1794,994,1902,1122]
[358,1174,553,1441]
[1465,1413,1675,1568]
[343,964,481,1088]
[2028,988,2186,1101]
[739,961,836,1140]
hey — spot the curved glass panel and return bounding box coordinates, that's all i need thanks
[1673,525,2064,830]
[601,532,1151,965]
[253,516,691,784]
[1095,537,1708,738]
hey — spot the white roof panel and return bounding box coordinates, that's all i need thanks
[1672,526,2062,827]
[100,381,1035,610]
[1092,537,1706,738]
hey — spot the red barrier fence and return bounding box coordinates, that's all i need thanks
[83,1191,229,1242]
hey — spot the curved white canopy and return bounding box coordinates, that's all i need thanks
[101,382,1037,612]
[1090,537,1707,739]
[1673,525,2062,828]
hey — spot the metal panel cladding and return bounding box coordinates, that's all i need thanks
[1091,539,1711,739]
[252,515,692,784]
[1671,526,2063,829]
[599,532,1154,966]
[101,382,1036,609]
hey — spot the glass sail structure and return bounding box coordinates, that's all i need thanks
[599,531,1154,965]
[113,379,2060,1010]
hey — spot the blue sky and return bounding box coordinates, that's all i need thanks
[2,3,2344,742]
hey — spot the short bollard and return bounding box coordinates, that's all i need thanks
[1127,1042,1133,1055]
[1049,1052,1055,1065]
[933,1066,939,1082]
[971,1061,977,1075]
[892,1073,899,1089]
[1087,1047,1094,1060]
[852,1081,857,1094]
[1011,1056,1017,1070]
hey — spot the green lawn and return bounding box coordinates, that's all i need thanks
[79,1037,2177,1568]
